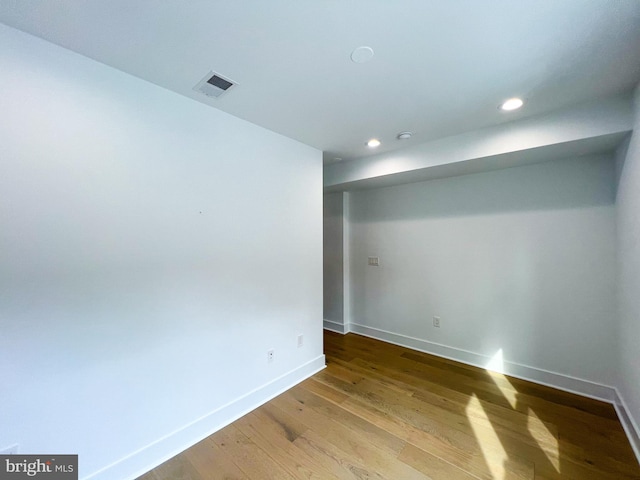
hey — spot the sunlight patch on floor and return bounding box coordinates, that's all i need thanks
[466,394,508,480]
[527,408,560,472]
[485,349,517,408]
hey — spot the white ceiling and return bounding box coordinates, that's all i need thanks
[1,0,639,163]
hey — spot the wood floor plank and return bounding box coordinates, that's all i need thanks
[300,377,350,404]
[138,331,640,480]
[317,367,539,468]
[210,425,297,480]
[337,386,534,480]
[332,355,559,444]
[366,349,614,426]
[270,392,429,479]
[288,384,407,456]
[293,429,389,480]
[339,394,500,480]
[185,439,249,480]
[398,443,482,480]
[234,411,340,480]
[342,345,632,461]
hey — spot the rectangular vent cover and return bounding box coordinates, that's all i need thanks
[194,71,236,98]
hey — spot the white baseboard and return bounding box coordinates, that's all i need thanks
[614,389,640,463]
[348,323,618,400]
[83,355,326,480]
[348,323,616,401]
[323,319,350,334]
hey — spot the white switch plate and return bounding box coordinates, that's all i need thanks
[433,316,441,328]
[297,334,304,347]
[368,256,379,266]
[267,350,274,363]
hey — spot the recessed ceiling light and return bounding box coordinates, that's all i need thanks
[351,46,375,64]
[500,97,524,111]
[366,138,381,148]
[397,131,412,140]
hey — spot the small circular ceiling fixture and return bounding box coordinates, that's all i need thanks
[397,131,413,140]
[500,97,524,111]
[366,138,381,148]
[351,46,375,64]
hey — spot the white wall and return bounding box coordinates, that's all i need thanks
[616,86,640,452]
[0,24,324,479]
[347,154,617,388]
[323,193,344,327]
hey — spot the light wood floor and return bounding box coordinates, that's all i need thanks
[139,331,640,479]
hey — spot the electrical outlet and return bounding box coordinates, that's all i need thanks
[297,334,304,348]
[433,316,441,328]
[267,350,274,363]
[0,444,19,455]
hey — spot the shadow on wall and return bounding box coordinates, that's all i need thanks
[348,154,615,222]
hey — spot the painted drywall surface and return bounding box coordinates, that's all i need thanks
[616,86,640,434]
[0,24,322,478]
[343,192,352,329]
[348,155,617,385]
[324,94,633,190]
[323,192,344,324]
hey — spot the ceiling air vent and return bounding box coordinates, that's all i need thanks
[193,71,236,99]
